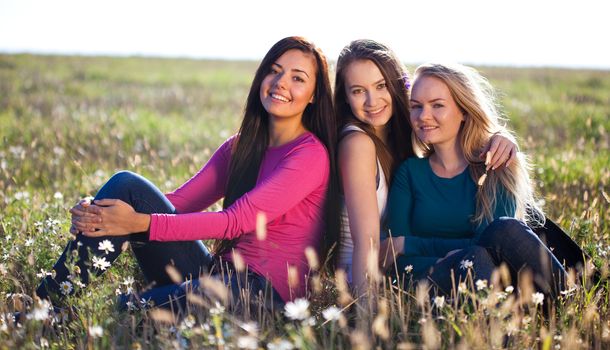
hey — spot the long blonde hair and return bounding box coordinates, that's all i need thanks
[411,63,544,227]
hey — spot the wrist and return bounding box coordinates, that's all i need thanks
[134,213,151,233]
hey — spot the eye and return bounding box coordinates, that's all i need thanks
[409,103,422,110]
[433,103,444,108]
[377,82,387,90]
[269,66,280,75]
[351,88,364,95]
[293,76,305,83]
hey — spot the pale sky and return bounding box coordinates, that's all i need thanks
[1,0,609,69]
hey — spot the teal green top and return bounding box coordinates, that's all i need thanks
[387,157,516,278]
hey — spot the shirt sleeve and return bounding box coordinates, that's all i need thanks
[149,142,329,242]
[164,137,233,213]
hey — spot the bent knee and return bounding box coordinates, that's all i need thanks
[478,217,533,247]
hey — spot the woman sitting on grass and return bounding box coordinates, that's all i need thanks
[385,63,568,299]
[35,36,339,312]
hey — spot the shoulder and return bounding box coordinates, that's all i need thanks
[338,130,375,157]
[284,132,329,166]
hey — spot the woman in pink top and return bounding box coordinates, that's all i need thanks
[36,36,339,310]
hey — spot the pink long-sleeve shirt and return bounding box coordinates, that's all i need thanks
[149,132,329,302]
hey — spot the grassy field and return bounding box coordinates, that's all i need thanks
[0,54,608,349]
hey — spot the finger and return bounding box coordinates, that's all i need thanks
[505,149,516,167]
[70,206,98,217]
[78,198,92,207]
[491,144,511,170]
[94,199,118,206]
[69,224,79,236]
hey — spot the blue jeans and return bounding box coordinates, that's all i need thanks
[37,171,283,310]
[426,217,568,298]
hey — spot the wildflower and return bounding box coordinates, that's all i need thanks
[532,292,544,306]
[209,301,225,315]
[267,339,294,350]
[496,292,508,301]
[458,282,468,294]
[126,301,137,311]
[522,316,532,326]
[27,299,52,321]
[404,265,413,273]
[53,192,63,200]
[59,281,73,295]
[40,338,49,348]
[89,325,103,338]
[322,306,342,322]
[505,285,514,293]
[92,256,111,270]
[180,315,196,330]
[240,321,259,335]
[24,238,34,247]
[433,296,445,308]
[460,259,473,270]
[475,279,488,291]
[139,298,152,309]
[284,298,310,321]
[98,240,115,254]
[123,276,135,286]
[237,335,258,349]
[14,191,29,201]
[560,287,577,297]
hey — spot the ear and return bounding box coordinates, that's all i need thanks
[309,94,315,104]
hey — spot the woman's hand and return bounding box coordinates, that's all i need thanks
[379,236,405,271]
[77,199,151,237]
[69,197,97,236]
[481,133,518,170]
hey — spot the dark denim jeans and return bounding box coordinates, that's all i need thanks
[37,171,283,310]
[426,217,568,298]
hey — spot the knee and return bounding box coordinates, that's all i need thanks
[477,217,533,248]
[105,171,145,191]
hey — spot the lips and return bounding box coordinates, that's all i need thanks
[365,105,386,116]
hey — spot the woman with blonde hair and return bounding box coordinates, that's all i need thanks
[386,62,567,298]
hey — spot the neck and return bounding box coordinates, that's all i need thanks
[269,115,307,147]
[430,138,468,178]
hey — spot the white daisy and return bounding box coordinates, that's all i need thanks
[98,240,115,254]
[284,298,310,321]
[433,296,445,308]
[475,279,488,291]
[89,325,103,338]
[404,265,414,273]
[92,256,111,270]
[459,259,473,270]
[59,281,73,295]
[322,306,341,322]
[532,292,544,306]
[237,335,258,349]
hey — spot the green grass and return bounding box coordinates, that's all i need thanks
[0,54,609,349]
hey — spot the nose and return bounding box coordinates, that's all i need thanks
[364,90,379,107]
[273,72,288,90]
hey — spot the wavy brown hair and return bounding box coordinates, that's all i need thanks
[214,37,340,264]
[334,39,414,186]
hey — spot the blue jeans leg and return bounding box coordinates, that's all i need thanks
[426,245,497,296]
[474,217,567,298]
[36,171,214,301]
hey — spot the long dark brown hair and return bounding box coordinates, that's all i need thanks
[334,39,414,186]
[214,37,340,265]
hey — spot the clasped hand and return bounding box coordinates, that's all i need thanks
[69,198,143,237]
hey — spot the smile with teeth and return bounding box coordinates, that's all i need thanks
[271,93,290,103]
[419,125,438,130]
[365,106,386,116]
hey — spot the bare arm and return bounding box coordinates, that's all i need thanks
[339,132,382,294]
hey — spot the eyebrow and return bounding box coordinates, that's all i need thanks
[410,97,446,103]
[349,78,386,89]
[272,62,310,78]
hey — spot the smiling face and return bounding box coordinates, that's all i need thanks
[343,59,393,134]
[259,49,317,122]
[409,75,465,148]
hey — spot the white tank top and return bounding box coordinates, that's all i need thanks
[337,125,389,283]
